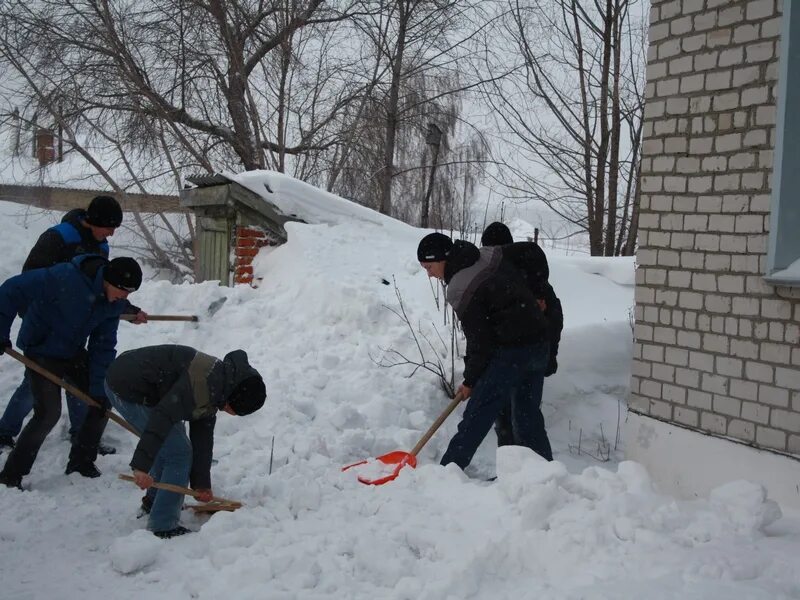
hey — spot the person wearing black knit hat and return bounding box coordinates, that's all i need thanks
[416,231,552,471]
[104,257,143,293]
[105,344,266,538]
[417,232,453,280]
[0,194,146,459]
[85,195,123,228]
[480,221,562,461]
[417,232,453,262]
[0,254,143,489]
[480,222,513,247]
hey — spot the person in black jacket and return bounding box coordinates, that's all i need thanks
[417,232,552,470]
[104,345,266,539]
[0,255,143,489]
[22,196,121,272]
[481,222,561,458]
[0,195,146,455]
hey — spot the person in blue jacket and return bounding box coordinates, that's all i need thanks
[0,196,146,455]
[0,254,142,489]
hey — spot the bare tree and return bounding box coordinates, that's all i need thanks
[483,0,646,256]
[326,0,493,229]
[0,10,197,276]
[1,0,497,235]
[0,0,369,171]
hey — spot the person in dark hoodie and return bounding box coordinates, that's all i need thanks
[0,255,143,489]
[417,232,551,470]
[481,222,561,459]
[104,344,266,539]
[0,195,146,455]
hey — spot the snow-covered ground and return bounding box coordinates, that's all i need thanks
[0,182,798,599]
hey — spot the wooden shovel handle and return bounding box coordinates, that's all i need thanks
[5,348,140,437]
[118,474,241,507]
[120,314,199,322]
[409,390,465,457]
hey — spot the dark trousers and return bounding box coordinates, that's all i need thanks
[441,342,551,470]
[0,352,107,479]
[0,373,89,438]
[494,373,553,461]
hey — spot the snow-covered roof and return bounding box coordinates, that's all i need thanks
[227,170,413,234]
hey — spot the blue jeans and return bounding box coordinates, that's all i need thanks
[0,373,88,439]
[441,342,551,469]
[105,382,192,533]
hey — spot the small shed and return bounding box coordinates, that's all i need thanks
[180,174,301,285]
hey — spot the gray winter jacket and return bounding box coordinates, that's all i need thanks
[445,242,548,386]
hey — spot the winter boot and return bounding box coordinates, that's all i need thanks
[65,459,102,478]
[0,435,14,450]
[72,434,115,456]
[0,470,22,490]
[153,526,191,539]
[97,442,117,456]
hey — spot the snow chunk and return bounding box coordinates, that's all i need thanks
[709,480,782,533]
[110,530,162,574]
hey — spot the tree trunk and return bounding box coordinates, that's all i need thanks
[379,1,409,216]
[604,0,623,256]
[591,0,613,257]
[421,142,441,228]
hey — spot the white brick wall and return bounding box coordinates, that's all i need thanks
[633,0,800,457]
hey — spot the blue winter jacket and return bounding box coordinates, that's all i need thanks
[0,255,127,397]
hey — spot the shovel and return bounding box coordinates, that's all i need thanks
[118,474,242,512]
[120,314,199,322]
[5,348,140,437]
[342,390,465,485]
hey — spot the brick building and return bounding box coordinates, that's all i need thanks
[627,0,800,509]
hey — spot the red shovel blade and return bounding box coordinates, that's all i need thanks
[341,450,418,486]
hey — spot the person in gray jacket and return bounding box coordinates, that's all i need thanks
[417,232,551,470]
[104,344,266,538]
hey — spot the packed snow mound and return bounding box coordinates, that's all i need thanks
[121,447,790,599]
[0,193,796,599]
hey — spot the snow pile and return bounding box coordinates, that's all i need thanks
[709,480,782,534]
[102,446,792,598]
[0,187,797,599]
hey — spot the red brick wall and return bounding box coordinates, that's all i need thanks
[234,225,277,286]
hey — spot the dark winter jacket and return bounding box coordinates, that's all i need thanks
[106,344,263,489]
[20,209,139,316]
[0,255,127,397]
[22,209,110,272]
[444,241,549,387]
[501,242,564,373]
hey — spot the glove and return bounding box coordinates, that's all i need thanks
[194,488,213,503]
[0,340,11,355]
[544,355,558,377]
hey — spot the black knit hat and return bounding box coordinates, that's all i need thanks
[103,257,142,292]
[481,222,513,247]
[417,232,453,262]
[228,376,266,416]
[86,195,123,228]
